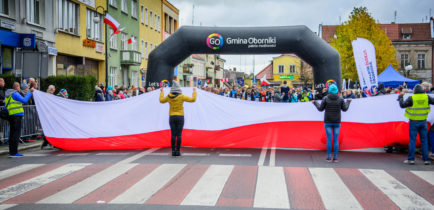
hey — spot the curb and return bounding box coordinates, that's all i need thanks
[0,141,42,156]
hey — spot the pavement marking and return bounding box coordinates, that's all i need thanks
[269,138,277,167]
[0,204,17,210]
[0,163,90,203]
[110,164,186,204]
[22,154,49,157]
[56,153,89,156]
[0,164,43,181]
[253,166,290,209]
[95,152,131,156]
[181,165,234,206]
[37,148,159,203]
[258,138,270,166]
[38,163,137,204]
[183,153,209,156]
[410,171,434,186]
[146,152,169,156]
[218,154,252,157]
[309,168,363,210]
[360,169,433,209]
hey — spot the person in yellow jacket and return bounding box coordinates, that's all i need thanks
[398,84,433,165]
[160,81,196,156]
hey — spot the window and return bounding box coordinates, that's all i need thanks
[57,0,79,35]
[157,16,160,32]
[121,0,127,13]
[109,0,117,7]
[400,54,409,69]
[110,67,118,87]
[141,40,144,58]
[154,14,157,30]
[278,65,284,74]
[27,0,44,25]
[418,54,425,69]
[402,34,411,40]
[131,0,137,18]
[150,43,153,53]
[109,28,118,49]
[0,0,9,15]
[145,41,148,58]
[149,11,153,28]
[86,9,103,42]
[144,8,148,25]
[140,5,144,24]
[289,65,296,74]
[121,33,128,50]
[131,36,137,51]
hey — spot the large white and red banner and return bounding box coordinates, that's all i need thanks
[33,89,431,151]
[352,38,378,95]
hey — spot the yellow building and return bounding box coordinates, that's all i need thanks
[272,54,311,88]
[138,0,164,87]
[55,0,107,84]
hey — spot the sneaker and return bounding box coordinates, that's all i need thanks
[326,157,332,162]
[9,153,24,158]
[404,159,415,165]
[424,161,431,165]
[333,158,339,163]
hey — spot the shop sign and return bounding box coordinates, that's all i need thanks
[280,75,294,79]
[1,19,15,30]
[199,78,210,83]
[95,43,104,53]
[48,47,58,55]
[77,0,95,8]
[20,34,36,48]
[83,39,96,48]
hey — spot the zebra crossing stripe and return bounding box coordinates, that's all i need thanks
[181,165,234,206]
[0,204,17,210]
[0,164,43,181]
[360,169,433,209]
[253,166,290,209]
[0,163,90,203]
[37,163,138,204]
[309,168,363,210]
[410,171,434,186]
[110,164,186,204]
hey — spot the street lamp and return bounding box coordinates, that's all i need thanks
[94,6,109,88]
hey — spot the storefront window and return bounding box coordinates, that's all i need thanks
[56,55,99,80]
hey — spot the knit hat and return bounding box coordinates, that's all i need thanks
[20,83,29,90]
[328,84,338,94]
[170,80,182,94]
[108,86,113,90]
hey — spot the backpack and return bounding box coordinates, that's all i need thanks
[0,96,12,120]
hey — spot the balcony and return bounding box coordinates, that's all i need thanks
[121,50,141,65]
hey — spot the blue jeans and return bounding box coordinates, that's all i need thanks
[324,123,340,159]
[282,99,289,103]
[408,120,429,161]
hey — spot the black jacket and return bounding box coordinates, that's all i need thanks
[0,87,5,106]
[398,93,434,109]
[314,94,351,123]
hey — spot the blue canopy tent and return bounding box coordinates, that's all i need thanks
[377,64,420,89]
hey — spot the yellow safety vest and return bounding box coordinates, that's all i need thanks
[5,93,24,116]
[405,94,430,120]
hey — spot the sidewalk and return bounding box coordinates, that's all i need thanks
[0,139,42,156]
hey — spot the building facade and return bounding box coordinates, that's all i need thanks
[138,0,163,87]
[0,0,57,80]
[55,0,107,85]
[162,0,178,41]
[255,54,312,88]
[321,21,434,84]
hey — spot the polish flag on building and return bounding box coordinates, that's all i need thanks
[104,14,120,33]
[260,74,270,86]
[112,27,125,36]
[128,36,136,44]
[32,89,423,151]
[221,78,228,83]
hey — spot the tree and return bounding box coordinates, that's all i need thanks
[299,61,313,86]
[330,7,399,81]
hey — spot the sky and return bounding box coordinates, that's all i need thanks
[168,0,433,75]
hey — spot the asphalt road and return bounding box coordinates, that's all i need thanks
[0,147,433,210]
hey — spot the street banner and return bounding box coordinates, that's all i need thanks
[352,38,378,96]
[33,90,429,151]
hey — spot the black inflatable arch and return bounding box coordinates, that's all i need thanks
[146,26,341,89]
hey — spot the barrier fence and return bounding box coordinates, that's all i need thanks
[0,105,43,144]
